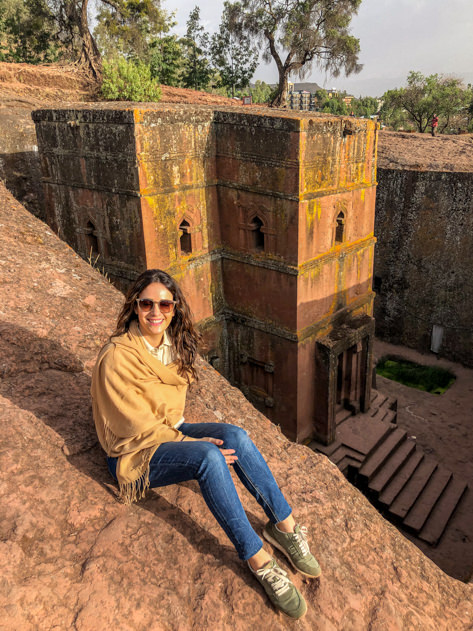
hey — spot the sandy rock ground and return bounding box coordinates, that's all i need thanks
[1,184,473,629]
[378,130,473,172]
[0,61,246,108]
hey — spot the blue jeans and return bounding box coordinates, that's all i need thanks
[107,423,292,560]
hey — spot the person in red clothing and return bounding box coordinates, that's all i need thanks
[431,114,439,136]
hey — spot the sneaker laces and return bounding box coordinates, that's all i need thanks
[257,564,291,596]
[292,526,310,557]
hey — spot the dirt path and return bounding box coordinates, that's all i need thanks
[374,339,473,485]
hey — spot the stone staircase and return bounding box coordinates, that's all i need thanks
[309,391,469,546]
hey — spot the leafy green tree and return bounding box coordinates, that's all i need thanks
[313,89,348,115]
[380,71,469,133]
[94,0,170,63]
[250,79,272,103]
[0,0,60,63]
[210,1,258,97]
[226,0,362,107]
[181,6,213,91]
[101,56,161,101]
[149,35,184,86]
[351,95,379,117]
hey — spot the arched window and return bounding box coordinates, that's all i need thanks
[335,212,345,244]
[179,219,192,254]
[249,216,265,252]
[85,220,99,256]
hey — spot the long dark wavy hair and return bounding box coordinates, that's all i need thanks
[111,269,200,380]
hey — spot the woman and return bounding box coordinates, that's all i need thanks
[91,269,321,620]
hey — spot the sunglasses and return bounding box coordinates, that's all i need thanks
[136,298,177,314]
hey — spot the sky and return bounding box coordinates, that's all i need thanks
[165,0,473,97]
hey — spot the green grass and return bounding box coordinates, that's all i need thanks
[376,355,456,395]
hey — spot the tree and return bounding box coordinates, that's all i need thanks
[226,0,362,107]
[47,0,102,80]
[149,35,184,86]
[380,71,470,133]
[313,89,349,114]
[181,6,213,91]
[351,95,379,117]
[0,0,61,63]
[250,79,272,103]
[210,2,259,97]
[314,90,348,115]
[94,0,170,63]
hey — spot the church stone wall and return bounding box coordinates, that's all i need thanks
[33,108,146,282]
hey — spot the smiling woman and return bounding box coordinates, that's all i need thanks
[90,268,321,619]
[134,288,176,347]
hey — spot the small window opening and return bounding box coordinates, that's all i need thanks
[335,212,345,244]
[179,220,192,254]
[85,220,99,256]
[250,216,265,251]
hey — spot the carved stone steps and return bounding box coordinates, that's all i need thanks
[389,458,438,520]
[358,428,407,481]
[402,466,452,532]
[308,439,342,457]
[419,479,469,545]
[337,456,362,475]
[336,416,394,457]
[378,450,424,507]
[370,390,389,410]
[369,406,397,425]
[330,445,364,466]
[308,388,470,549]
[369,439,417,494]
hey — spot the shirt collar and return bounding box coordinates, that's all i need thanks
[138,326,172,352]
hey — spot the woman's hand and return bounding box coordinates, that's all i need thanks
[200,437,238,465]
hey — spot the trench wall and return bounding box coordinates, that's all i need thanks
[0,107,44,219]
[374,167,473,366]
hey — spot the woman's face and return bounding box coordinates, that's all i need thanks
[134,282,175,347]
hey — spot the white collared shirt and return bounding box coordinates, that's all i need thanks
[139,328,176,365]
[138,327,184,429]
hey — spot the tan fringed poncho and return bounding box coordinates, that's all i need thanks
[91,321,195,504]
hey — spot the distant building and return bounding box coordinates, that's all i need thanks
[288,90,317,111]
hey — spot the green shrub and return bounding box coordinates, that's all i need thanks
[101,58,161,102]
[376,355,455,395]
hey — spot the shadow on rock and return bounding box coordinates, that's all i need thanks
[0,320,106,480]
[139,491,252,583]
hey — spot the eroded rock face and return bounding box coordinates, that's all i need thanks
[0,183,472,630]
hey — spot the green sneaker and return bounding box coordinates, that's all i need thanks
[249,558,307,620]
[263,522,322,578]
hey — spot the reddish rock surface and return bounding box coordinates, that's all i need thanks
[378,130,473,172]
[0,61,245,106]
[1,183,473,629]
